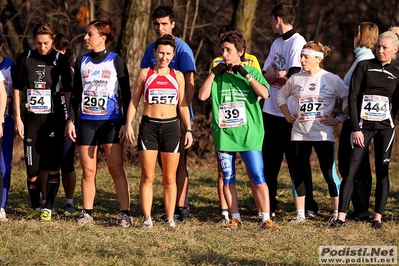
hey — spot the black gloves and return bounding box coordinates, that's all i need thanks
[211,63,227,75]
[232,64,249,78]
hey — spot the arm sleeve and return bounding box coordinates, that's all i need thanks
[115,55,131,124]
[287,67,301,78]
[276,79,293,107]
[140,45,154,68]
[176,40,196,73]
[59,55,72,92]
[13,53,26,91]
[348,62,366,131]
[70,58,83,120]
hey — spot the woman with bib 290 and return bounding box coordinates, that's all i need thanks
[66,19,132,227]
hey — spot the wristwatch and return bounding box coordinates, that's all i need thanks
[246,74,254,82]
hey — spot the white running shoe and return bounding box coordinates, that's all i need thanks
[142,218,153,228]
[77,210,94,226]
[291,214,306,224]
[0,208,8,222]
[120,213,133,228]
[167,219,176,228]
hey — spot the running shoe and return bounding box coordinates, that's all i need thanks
[174,214,185,224]
[142,218,153,228]
[261,219,278,231]
[63,203,75,215]
[306,210,317,218]
[329,219,346,228]
[25,209,40,220]
[77,210,94,226]
[371,220,382,230]
[0,208,8,222]
[119,213,133,228]
[40,209,51,222]
[290,214,306,224]
[217,215,230,226]
[225,218,242,230]
[167,219,176,228]
[257,215,262,224]
[157,213,185,223]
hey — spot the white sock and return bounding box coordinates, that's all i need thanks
[333,210,338,219]
[66,198,74,205]
[231,213,242,223]
[221,210,229,220]
[297,209,305,219]
[35,207,41,212]
[261,212,270,223]
[42,199,46,206]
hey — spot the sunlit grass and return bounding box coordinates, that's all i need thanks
[1,158,398,265]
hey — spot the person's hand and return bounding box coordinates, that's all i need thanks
[14,117,24,139]
[123,125,136,145]
[65,122,76,142]
[185,131,193,149]
[232,64,249,78]
[118,125,126,144]
[352,131,365,148]
[211,63,227,75]
[320,115,340,126]
[284,113,297,123]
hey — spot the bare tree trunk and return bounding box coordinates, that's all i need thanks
[232,0,259,53]
[118,0,151,148]
[1,0,30,57]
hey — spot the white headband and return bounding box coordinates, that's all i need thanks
[301,49,324,59]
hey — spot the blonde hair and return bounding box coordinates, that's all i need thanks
[302,41,330,67]
[379,26,399,59]
[355,22,379,49]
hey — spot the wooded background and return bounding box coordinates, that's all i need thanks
[2,0,399,163]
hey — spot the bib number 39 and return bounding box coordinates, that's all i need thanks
[218,102,246,128]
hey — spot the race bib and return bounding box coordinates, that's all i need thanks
[218,102,246,128]
[148,88,178,104]
[82,90,108,115]
[360,95,389,121]
[26,89,51,114]
[298,96,324,121]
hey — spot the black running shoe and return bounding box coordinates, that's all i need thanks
[371,220,382,230]
[329,219,346,228]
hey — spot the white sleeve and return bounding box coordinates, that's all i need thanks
[262,43,276,72]
[276,79,293,107]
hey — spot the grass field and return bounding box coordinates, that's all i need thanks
[1,157,398,265]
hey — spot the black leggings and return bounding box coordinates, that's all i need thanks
[291,141,340,198]
[262,113,318,212]
[338,119,372,214]
[24,112,64,177]
[338,128,395,214]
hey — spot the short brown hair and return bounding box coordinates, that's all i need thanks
[354,22,379,49]
[33,21,55,40]
[88,18,115,45]
[220,31,246,59]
